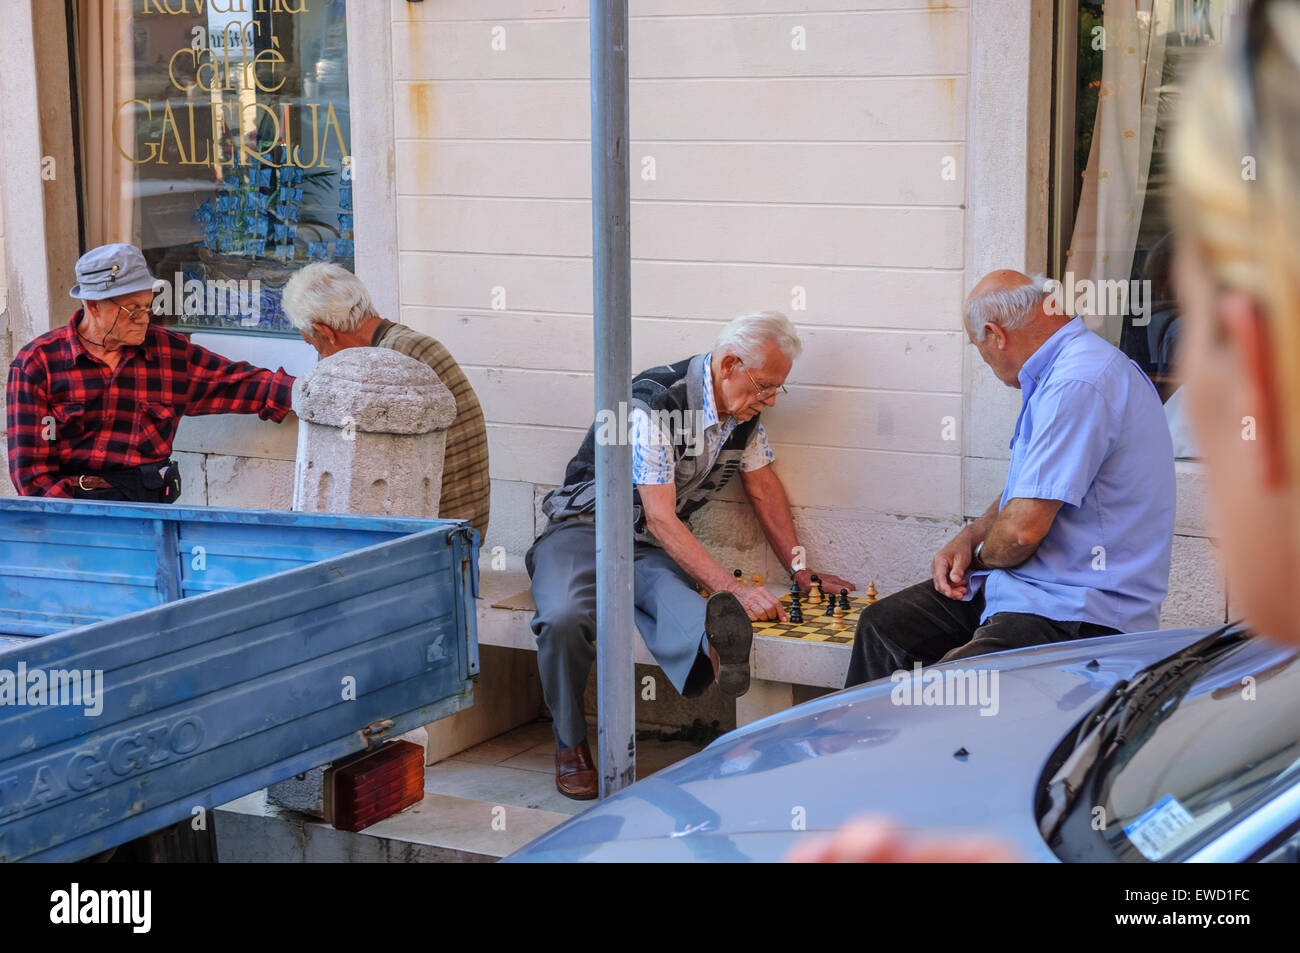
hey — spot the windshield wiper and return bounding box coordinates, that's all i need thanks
[1038,624,1249,843]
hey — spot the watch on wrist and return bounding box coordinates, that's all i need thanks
[973,540,987,570]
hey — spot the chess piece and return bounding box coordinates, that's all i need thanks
[865,582,879,604]
[788,603,803,624]
[839,588,851,611]
[734,569,746,584]
[789,579,801,599]
[824,599,835,618]
[832,602,846,631]
[809,574,823,605]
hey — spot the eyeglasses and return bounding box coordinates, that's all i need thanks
[736,358,788,400]
[114,302,154,322]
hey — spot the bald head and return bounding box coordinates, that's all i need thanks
[964,270,1070,389]
[968,269,1035,297]
[963,271,1048,343]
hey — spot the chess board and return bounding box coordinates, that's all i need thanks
[750,592,875,644]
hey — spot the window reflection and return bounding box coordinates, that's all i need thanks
[76,0,352,336]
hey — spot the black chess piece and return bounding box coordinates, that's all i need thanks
[788,604,803,624]
[839,588,851,611]
[733,569,744,580]
[824,599,836,618]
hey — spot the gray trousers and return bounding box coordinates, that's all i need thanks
[525,520,715,749]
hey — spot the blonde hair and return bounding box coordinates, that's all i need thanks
[1170,5,1300,477]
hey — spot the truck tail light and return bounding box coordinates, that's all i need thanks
[325,740,425,832]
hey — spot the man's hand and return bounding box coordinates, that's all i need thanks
[793,569,857,597]
[931,532,975,600]
[731,582,786,623]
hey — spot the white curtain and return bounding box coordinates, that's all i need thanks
[77,0,137,248]
[1065,0,1170,343]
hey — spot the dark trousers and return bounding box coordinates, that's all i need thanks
[844,579,1120,688]
[526,520,716,749]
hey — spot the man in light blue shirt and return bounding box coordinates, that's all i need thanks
[845,270,1176,687]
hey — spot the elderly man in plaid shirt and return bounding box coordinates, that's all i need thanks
[6,244,294,503]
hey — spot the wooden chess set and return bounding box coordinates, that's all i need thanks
[701,572,882,645]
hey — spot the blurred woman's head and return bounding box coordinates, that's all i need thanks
[1171,3,1300,644]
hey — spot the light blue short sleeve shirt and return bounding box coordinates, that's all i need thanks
[974,317,1176,633]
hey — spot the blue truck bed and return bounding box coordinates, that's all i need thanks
[0,498,479,862]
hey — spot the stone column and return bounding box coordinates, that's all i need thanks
[292,347,457,517]
[268,347,456,817]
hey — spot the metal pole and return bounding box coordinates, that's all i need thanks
[591,0,635,797]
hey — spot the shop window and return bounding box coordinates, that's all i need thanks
[73,0,352,337]
[1051,0,1247,458]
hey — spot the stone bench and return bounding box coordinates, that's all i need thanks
[473,562,847,732]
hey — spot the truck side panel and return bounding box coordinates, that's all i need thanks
[0,518,476,862]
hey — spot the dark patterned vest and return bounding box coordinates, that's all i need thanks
[539,353,759,543]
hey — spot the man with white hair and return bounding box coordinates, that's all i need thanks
[283,263,490,540]
[530,311,856,799]
[844,270,1176,688]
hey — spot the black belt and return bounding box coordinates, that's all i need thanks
[73,460,182,504]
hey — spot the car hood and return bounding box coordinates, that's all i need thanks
[506,627,1215,862]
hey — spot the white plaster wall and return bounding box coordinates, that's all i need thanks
[390,0,971,594]
[963,0,1053,475]
[0,5,42,485]
[0,6,47,351]
[0,181,8,433]
[0,182,7,330]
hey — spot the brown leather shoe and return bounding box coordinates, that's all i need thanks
[555,741,598,800]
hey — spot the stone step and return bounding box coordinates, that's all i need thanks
[214,723,706,861]
[214,788,572,862]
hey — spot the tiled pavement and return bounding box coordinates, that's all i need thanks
[424,717,703,816]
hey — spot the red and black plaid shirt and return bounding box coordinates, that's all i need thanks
[6,310,294,497]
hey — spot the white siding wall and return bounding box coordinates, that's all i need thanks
[390,0,971,588]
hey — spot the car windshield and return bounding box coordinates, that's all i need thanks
[1050,636,1300,862]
